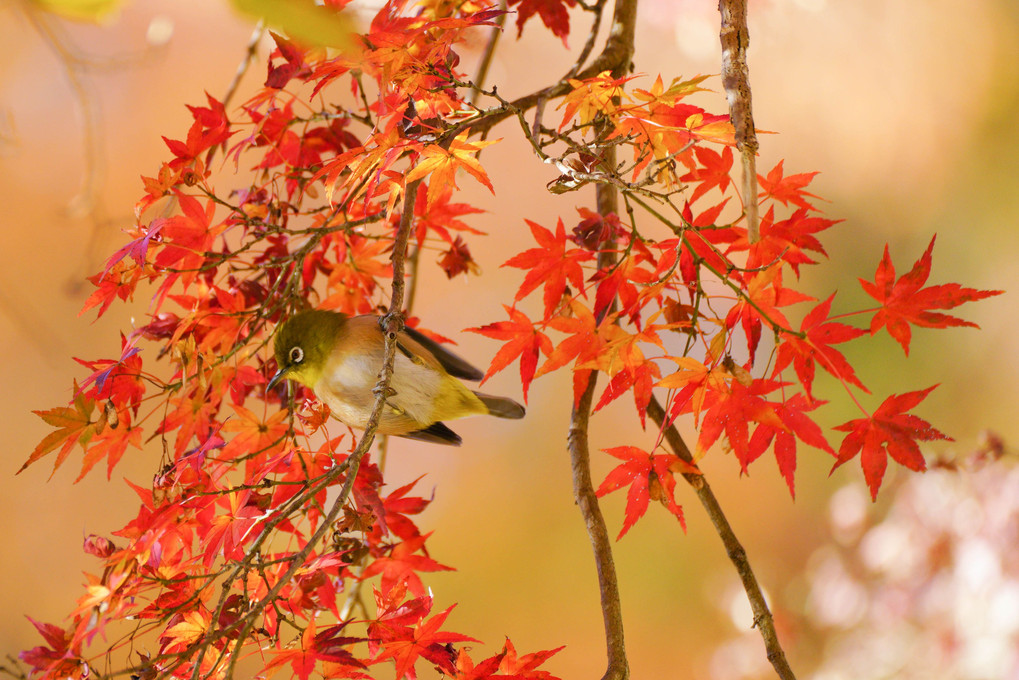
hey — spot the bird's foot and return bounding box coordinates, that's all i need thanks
[379,310,406,339]
[372,384,397,400]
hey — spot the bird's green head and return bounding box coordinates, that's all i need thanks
[267,310,348,392]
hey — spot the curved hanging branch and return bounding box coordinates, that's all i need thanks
[569,371,629,680]
[647,395,796,680]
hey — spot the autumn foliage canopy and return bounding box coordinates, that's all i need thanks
[17,0,1000,679]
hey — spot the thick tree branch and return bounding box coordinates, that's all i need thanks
[646,395,796,680]
[468,0,637,137]
[568,370,628,680]
[718,0,760,242]
[560,3,639,673]
[565,126,630,677]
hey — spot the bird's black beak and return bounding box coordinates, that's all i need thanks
[266,367,288,392]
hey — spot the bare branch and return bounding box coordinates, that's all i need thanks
[646,395,797,680]
[568,371,629,680]
[467,0,507,105]
[222,21,265,111]
[566,131,630,677]
[718,0,761,242]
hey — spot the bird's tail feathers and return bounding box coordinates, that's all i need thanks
[473,392,526,419]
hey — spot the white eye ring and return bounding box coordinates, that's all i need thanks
[289,346,304,364]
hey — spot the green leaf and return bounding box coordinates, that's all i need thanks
[29,0,124,23]
[231,0,356,50]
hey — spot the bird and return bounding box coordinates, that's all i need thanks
[266,310,525,445]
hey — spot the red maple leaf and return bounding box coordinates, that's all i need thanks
[694,377,786,464]
[507,0,577,43]
[362,476,430,543]
[374,604,477,680]
[679,145,733,204]
[74,334,145,412]
[437,236,480,279]
[592,360,661,428]
[730,206,838,275]
[496,638,565,678]
[503,218,593,319]
[264,619,367,680]
[589,250,656,319]
[162,93,232,166]
[860,236,1003,354]
[536,300,601,376]
[833,386,951,500]
[76,421,141,482]
[264,32,314,89]
[725,265,813,363]
[452,648,505,680]
[199,490,270,566]
[360,534,454,598]
[80,261,143,319]
[747,393,833,497]
[595,446,697,539]
[468,306,553,402]
[18,618,85,680]
[412,181,485,247]
[773,294,867,398]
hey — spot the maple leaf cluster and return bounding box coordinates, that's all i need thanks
[19,2,570,679]
[473,96,1001,517]
[17,0,1000,678]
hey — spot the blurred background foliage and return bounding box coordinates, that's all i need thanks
[1,0,1016,678]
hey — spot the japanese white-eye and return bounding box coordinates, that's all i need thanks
[266,310,525,445]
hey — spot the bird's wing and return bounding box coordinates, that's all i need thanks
[399,421,462,446]
[400,325,484,381]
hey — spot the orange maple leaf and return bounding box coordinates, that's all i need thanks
[159,610,209,653]
[21,386,99,477]
[405,132,498,208]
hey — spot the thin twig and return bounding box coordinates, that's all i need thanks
[467,0,506,105]
[564,0,608,79]
[646,395,796,680]
[337,175,423,621]
[222,21,265,110]
[194,179,421,680]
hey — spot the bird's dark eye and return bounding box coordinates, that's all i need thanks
[289,346,304,364]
